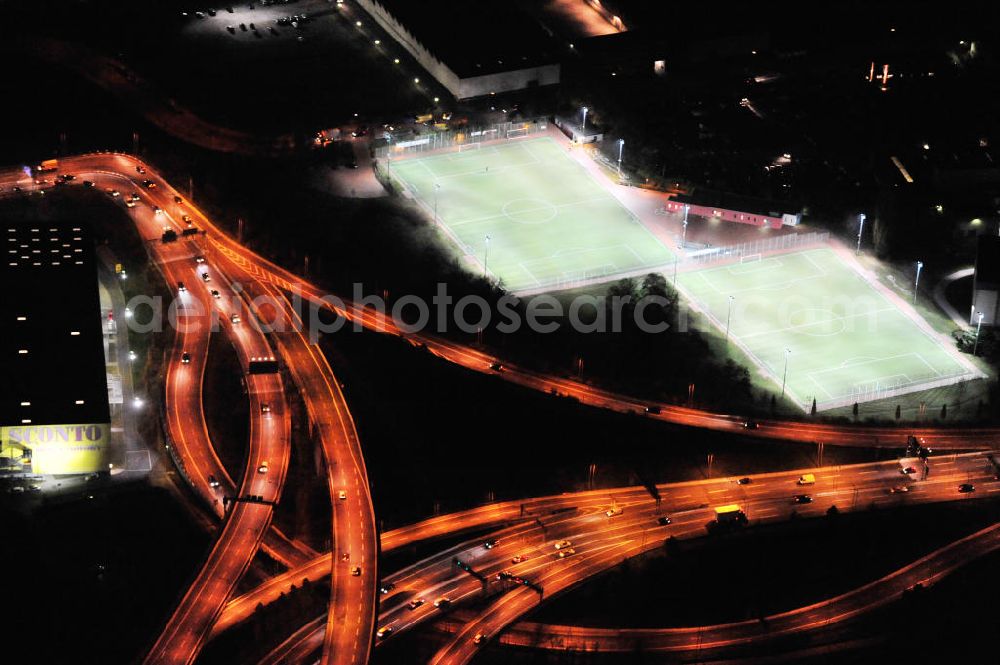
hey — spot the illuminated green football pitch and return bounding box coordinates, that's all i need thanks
[390,137,675,291]
[677,247,978,410]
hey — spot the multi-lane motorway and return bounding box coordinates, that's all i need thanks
[448,519,1000,655]
[245,453,1000,662]
[4,155,1000,665]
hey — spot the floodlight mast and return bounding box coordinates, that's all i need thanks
[856,213,866,254]
[617,138,625,175]
[581,106,588,132]
[484,234,492,278]
[914,260,923,303]
[681,204,690,247]
[974,311,985,356]
[725,295,735,343]
[781,348,791,399]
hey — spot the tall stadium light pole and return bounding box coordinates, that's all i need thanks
[385,132,393,177]
[681,204,690,248]
[781,348,791,399]
[914,260,924,303]
[581,106,589,132]
[974,311,985,356]
[617,138,625,175]
[484,234,491,279]
[856,213,866,255]
[433,183,441,224]
[725,295,735,344]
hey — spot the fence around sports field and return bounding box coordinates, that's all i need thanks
[374,118,549,162]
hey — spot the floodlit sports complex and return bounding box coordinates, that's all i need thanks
[388,135,675,292]
[676,247,983,411]
[384,129,983,412]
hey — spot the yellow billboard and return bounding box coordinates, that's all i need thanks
[1,423,110,475]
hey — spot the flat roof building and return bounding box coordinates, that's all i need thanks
[356,0,561,99]
[1,220,111,476]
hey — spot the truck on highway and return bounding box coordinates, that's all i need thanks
[35,159,58,173]
[714,504,747,525]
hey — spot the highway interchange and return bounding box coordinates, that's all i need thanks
[3,155,1000,664]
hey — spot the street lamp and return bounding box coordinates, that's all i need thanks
[581,106,588,132]
[856,213,865,255]
[781,348,791,399]
[974,311,985,356]
[914,260,924,303]
[617,138,624,175]
[725,295,735,344]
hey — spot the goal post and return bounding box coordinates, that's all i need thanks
[458,142,482,152]
[506,127,529,139]
[740,253,762,264]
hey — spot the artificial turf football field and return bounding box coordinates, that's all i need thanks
[390,137,675,292]
[676,247,977,410]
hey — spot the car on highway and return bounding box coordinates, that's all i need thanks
[129,193,141,202]
[124,199,136,208]
[656,516,672,526]
[473,633,487,645]
[511,554,529,563]
[82,180,94,188]
[605,506,623,517]
[208,474,220,488]
[260,402,271,414]
[376,627,393,640]
[141,179,156,189]
[181,352,191,364]
[350,566,361,576]
[177,282,186,293]
[230,313,241,324]
[406,599,425,611]
[556,548,576,558]
[737,476,752,485]
[644,405,662,415]
[959,483,976,493]
[201,271,211,282]
[900,466,917,475]
[554,540,572,550]
[483,538,499,549]
[338,489,347,500]
[890,485,910,494]
[174,195,184,204]
[379,582,396,594]
[211,289,220,299]
[106,189,120,197]
[340,552,350,562]
[194,254,206,263]
[797,474,816,485]
[433,597,451,609]
[153,205,163,215]
[257,461,269,474]
[182,214,193,225]
[136,165,146,174]
[489,362,503,371]
[742,419,759,429]
[793,494,813,504]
